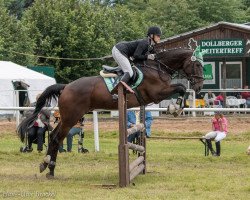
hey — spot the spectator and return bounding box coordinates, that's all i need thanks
[204,91,216,107]
[187,93,193,103]
[215,92,224,107]
[196,93,204,99]
[127,110,153,142]
[230,86,241,99]
[23,94,52,153]
[187,92,203,100]
[241,85,250,108]
[204,112,228,156]
[58,117,88,153]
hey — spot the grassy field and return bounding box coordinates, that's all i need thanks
[0,127,249,200]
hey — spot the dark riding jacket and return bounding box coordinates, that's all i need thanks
[115,38,154,62]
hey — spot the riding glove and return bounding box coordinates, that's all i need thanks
[147,54,155,60]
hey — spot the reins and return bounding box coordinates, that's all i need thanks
[148,55,204,87]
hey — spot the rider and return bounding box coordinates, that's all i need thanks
[111,26,162,92]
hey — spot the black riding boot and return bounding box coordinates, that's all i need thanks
[215,141,221,156]
[206,139,216,156]
[111,72,131,94]
[119,72,131,84]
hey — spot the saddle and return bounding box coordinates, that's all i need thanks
[100,65,143,94]
[100,65,139,84]
[102,65,123,76]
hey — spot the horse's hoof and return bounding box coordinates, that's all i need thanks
[173,109,183,117]
[46,173,54,179]
[173,112,178,117]
[39,163,48,173]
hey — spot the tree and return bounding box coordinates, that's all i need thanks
[21,0,146,83]
[3,0,35,19]
[191,0,248,23]
[0,0,35,65]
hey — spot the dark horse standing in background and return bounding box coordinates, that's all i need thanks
[18,47,204,179]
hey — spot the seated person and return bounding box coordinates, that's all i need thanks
[241,85,250,108]
[59,117,87,153]
[195,93,204,99]
[204,112,228,156]
[230,86,241,99]
[204,91,216,107]
[127,110,153,142]
[23,94,52,153]
[215,92,224,107]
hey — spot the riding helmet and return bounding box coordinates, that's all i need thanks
[147,26,162,36]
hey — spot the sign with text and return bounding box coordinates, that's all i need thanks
[200,39,245,56]
[203,64,213,80]
[203,62,215,84]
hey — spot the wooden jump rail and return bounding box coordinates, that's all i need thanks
[150,136,209,156]
[118,82,146,187]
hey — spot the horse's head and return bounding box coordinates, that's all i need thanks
[155,46,205,93]
[182,46,205,93]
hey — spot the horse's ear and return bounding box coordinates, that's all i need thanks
[192,45,205,66]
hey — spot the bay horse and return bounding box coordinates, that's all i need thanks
[18,47,204,178]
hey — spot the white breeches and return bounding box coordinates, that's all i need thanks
[204,131,227,142]
[112,46,133,77]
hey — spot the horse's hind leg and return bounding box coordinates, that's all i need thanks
[39,123,70,179]
[39,123,61,175]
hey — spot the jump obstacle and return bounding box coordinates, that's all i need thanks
[118,82,146,187]
[150,136,209,156]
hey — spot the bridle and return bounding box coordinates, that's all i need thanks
[144,52,205,87]
[186,59,204,87]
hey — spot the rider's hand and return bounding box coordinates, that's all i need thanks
[147,54,155,60]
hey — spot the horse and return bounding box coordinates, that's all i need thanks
[17,47,204,179]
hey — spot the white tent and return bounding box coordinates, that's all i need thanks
[0,61,56,114]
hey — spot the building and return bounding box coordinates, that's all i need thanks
[158,22,250,90]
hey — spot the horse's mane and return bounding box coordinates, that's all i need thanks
[156,47,193,59]
[154,47,193,67]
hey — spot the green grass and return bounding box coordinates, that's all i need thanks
[0,130,249,200]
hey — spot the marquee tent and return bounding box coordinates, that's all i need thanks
[0,61,56,114]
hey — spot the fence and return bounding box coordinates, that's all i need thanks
[117,83,146,187]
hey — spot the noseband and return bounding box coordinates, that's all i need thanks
[188,60,204,87]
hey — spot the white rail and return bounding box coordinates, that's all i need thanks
[1,107,250,153]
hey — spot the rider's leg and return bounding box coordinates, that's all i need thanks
[112,46,133,85]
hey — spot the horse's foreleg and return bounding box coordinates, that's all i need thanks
[171,83,186,106]
[172,83,187,117]
[160,83,186,117]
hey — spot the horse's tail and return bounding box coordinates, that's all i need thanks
[17,84,66,142]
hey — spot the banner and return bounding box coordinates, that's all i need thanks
[200,39,245,56]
